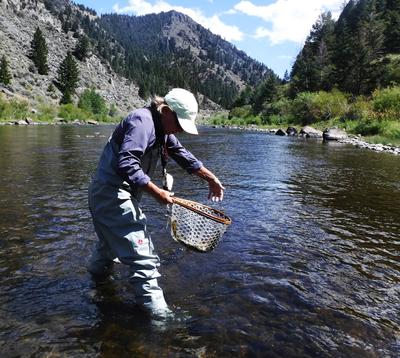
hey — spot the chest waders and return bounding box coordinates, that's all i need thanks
[88,136,168,312]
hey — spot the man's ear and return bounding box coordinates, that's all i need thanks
[161,105,172,116]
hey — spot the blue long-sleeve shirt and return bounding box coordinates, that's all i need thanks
[111,107,203,188]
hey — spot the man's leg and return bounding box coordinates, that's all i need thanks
[88,223,115,278]
[91,197,168,313]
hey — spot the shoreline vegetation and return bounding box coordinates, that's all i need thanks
[208,85,400,154]
[0,87,400,155]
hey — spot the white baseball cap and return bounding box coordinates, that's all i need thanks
[164,88,199,135]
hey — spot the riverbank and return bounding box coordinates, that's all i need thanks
[207,122,400,156]
[0,117,105,126]
[1,108,399,156]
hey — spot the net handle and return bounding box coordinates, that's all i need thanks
[172,197,232,225]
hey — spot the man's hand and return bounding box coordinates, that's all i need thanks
[194,166,225,202]
[208,176,225,202]
[144,181,174,204]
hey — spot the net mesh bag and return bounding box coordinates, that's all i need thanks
[168,197,232,252]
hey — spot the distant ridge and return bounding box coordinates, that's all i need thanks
[98,10,274,106]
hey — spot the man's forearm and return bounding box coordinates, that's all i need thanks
[194,166,217,183]
[143,181,173,204]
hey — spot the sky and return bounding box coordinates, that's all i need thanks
[74,0,345,78]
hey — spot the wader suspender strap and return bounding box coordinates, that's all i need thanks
[161,135,169,190]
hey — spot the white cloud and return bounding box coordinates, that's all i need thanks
[112,0,244,41]
[234,0,343,44]
[277,54,293,59]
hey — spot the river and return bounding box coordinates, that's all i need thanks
[0,124,399,357]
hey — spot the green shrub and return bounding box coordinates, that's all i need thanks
[379,54,400,88]
[0,95,6,119]
[379,120,400,140]
[350,120,400,144]
[109,103,118,117]
[58,103,90,121]
[290,90,348,125]
[0,95,30,121]
[261,97,293,124]
[8,98,29,119]
[210,116,225,126]
[265,114,291,125]
[228,105,252,119]
[244,116,262,125]
[290,92,316,125]
[372,86,400,120]
[353,120,381,136]
[228,117,247,126]
[344,97,371,121]
[47,83,55,93]
[310,90,348,121]
[78,88,107,116]
[36,103,57,122]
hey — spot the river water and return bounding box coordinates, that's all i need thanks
[0,125,399,357]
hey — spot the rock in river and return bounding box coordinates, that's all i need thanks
[300,126,323,138]
[286,127,298,136]
[275,129,287,136]
[323,127,348,141]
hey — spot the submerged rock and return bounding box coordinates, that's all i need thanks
[275,129,287,136]
[323,127,348,141]
[14,119,28,125]
[286,127,298,136]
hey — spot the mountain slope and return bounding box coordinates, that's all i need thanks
[1,0,276,113]
[97,11,274,107]
[0,0,146,112]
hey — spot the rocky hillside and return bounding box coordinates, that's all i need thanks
[0,0,275,115]
[0,0,145,113]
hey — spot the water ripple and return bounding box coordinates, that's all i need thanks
[0,126,399,356]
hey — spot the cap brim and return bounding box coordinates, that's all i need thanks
[177,117,198,135]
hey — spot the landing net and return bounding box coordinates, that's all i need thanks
[168,197,232,252]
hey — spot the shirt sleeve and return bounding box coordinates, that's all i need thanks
[166,134,203,173]
[116,114,153,187]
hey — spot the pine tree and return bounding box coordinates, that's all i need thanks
[0,55,12,85]
[30,27,49,75]
[232,86,253,107]
[356,7,385,93]
[74,35,90,61]
[57,52,80,104]
[332,0,385,94]
[384,0,400,53]
[290,12,335,95]
[283,70,290,83]
[331,2,357,93]
[252,74,279,115]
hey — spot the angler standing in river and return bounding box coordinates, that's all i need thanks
[88,88,225,315]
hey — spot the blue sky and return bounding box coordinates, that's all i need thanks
[74,0,345,78]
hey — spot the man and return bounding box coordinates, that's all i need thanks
[88,88,224,314]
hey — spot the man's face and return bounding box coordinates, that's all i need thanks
[161,107,183,134]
